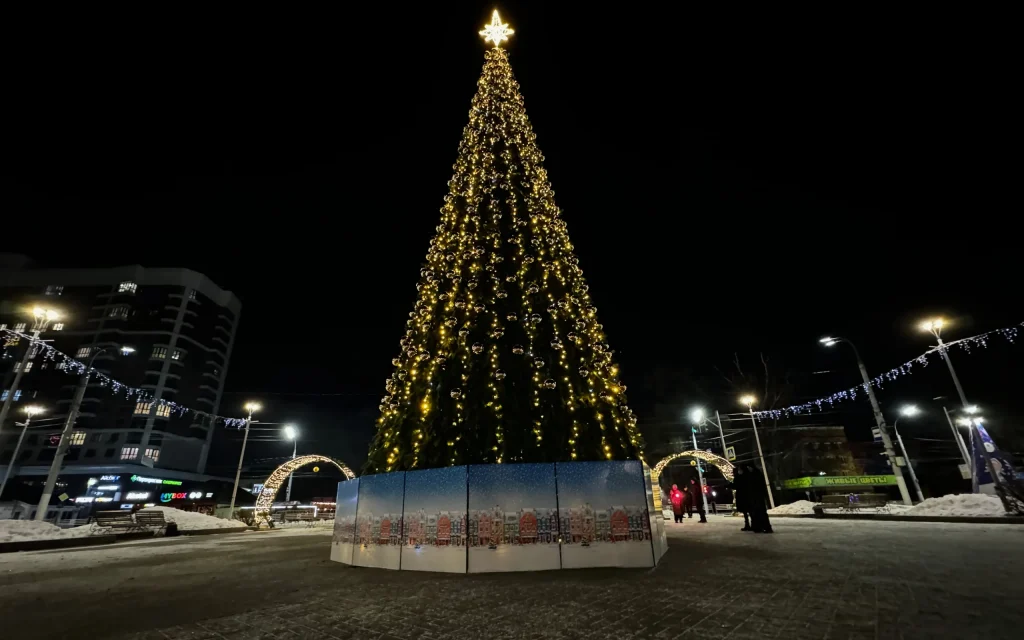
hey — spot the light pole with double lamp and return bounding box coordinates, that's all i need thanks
[891,405,925,502]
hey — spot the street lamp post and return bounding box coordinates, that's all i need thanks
[229,402,261,514]
[920,319,970,409]
[0,406,44,500]
[740,395,776,509]
[284,424,298,502]
[0,307,60,437]
[892,405,925,502]
[820,337,913,505]
[687,409,710,517]
[35,346,135,520]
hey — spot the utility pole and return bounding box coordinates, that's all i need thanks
[284,424,298,502]
[820,337,913,505]
[229,402,261,514]
[36,347,135,520]
[0,406,44,499]
[691,430,710,516]
[740,396,776,509]
[942,406,971,465]
[713,410,728,459]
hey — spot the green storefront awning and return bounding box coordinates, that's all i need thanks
[783,475,897,490]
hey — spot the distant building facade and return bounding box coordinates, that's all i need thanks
[0,258,241,501]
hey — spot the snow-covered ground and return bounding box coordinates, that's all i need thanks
[274,519,333,531]
[767,493,1009,518]
[140,507,246,531]
[0,520,106,543]
[905,493,1008,518]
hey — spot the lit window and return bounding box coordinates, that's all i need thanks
[144,448,160,462]
[45,285,64,296]
[76,347,91,358]
[151,347,167,359]
[13,390,22,402]
[188,289,197,300]
[120,447,139,460]
[52,323,64,331]
[155,404,171,418]
[118,281,137,294]
[70,432,86,446]
[108,306,129,319]
[134,402,151,415]
[14,323,26,332]
[171,349,183,361]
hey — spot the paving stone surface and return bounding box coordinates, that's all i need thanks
[2,517,1021,639]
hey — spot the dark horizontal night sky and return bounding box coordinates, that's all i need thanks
[5,3,1020,476]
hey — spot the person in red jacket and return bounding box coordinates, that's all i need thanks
[669,484,685,523]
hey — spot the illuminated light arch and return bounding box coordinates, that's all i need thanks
[253,455,355,525]
[651,450,734,482]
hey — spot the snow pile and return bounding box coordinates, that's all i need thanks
[139,507,246,531]
[768,500,818,515]
[0,520,104,543]
[275,519,333,530]
[905,493,1007,518]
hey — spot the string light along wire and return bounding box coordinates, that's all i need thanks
[751,322,1021,420]
[1,329,248,428]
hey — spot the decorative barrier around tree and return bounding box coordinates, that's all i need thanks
[330,460,668,574]
[254,455,355,526]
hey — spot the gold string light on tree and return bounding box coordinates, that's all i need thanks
[365,10,643,473]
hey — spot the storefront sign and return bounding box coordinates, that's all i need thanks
[100,475,121,482]
[130,475,182,486]
[160,492,188,502]
[783,475,897,490]
[125,492,150,500]
[95,485,121,492]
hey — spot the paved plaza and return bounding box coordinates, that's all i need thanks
[1,516,1021,639]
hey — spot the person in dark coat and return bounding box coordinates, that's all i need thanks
[669,484,685,523]
[733,465,752,531]
[689,478,707,523]
[746,464,774,533]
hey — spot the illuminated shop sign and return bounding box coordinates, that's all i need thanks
[95,497,112,503]
[100,475,121,482]
[159,491,206,502]
[125,492,150,500]
[130,475,182,486]
[74,497,94,503]
[95,485,120,492]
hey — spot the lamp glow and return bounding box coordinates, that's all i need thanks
[244,402,262,414]
[920,318,945,333]
[899,405,920,417]
[23,405,44,417]
[284,425,298,440]
[965,405,979,414]
[689,408,705,425]
[740,395,756,407]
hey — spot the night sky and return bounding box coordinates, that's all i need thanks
[6,4,1019,487]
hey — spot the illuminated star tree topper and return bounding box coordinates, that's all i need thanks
[479,9,514,48]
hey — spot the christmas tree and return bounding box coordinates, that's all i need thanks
[365,11,643,473]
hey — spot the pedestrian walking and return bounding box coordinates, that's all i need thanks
[734,466,752,531]
[683,485,694,518]
[709,490,718,515]
[747,464,774,533]
[689,478,707,523]
[669,484,685,523]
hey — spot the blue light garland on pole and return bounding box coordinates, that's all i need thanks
[750,322,1020,420]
